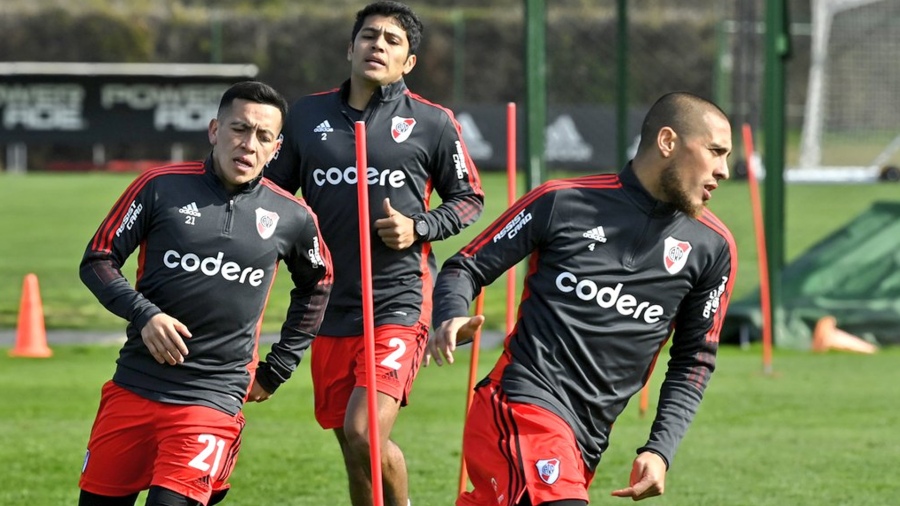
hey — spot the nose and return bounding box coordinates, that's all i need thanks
[715,160,729,181]
[240,133,257,152]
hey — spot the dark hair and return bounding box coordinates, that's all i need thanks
[637,91,728,153]
[351,1,423,55]
[217,80,288,125]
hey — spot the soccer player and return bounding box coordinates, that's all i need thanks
[428,92,736,505]
[78,81,333,506]
[265,2,484,505]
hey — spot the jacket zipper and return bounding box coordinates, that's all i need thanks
[224,198,234,235]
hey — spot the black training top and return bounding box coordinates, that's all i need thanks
[80,160,333,416]
[266,79,484,336]
[433,164,737,471]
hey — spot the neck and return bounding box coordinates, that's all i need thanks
[630,157,665,202]
[348,77,378,110]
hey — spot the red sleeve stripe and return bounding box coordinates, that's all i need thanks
[91,163,205,253]
[461,174,620,256]
[698,209,738,343]
[446,196,484,227]
[308,87,340,97]
[406,90,484,197]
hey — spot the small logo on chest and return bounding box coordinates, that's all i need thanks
[255,208,280,240]
[583,226,607,250]
[663,236,692,274]
[391,116,416,143]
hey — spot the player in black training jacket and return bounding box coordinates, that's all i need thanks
[265,2,483,505]
[78,81,332,506]
[429,92,737,506]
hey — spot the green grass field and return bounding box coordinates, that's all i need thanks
[1,171,899,504]
[1,171,899,332]
[2,343,898,505]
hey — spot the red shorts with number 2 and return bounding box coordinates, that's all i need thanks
[311,323,429,429]
[457,380,595,506]
[79,381,245,504]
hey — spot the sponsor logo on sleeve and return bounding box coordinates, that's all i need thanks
[452,140,469,179]
[536,458,560,485]
[115,201,143,237]
[703,276,729,319]
[390,116,416,143]
[663,236,692,275]
[309,236,325,269]
[492,210,532,242]
[255,208,279,240]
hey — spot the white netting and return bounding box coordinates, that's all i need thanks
[798,0,900,174]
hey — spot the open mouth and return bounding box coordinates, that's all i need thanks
[234,157,253,171]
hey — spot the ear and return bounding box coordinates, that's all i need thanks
[208,118,219,145]
[657,126,677,158]
[347,42,353,62]
[267,135,283,164]
[402,53,417,75]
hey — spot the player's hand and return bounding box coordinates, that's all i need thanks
[425,315,485,367]
[140,313,191,365]
[374,198,415,250]
[610,451,667,501]
[247,380,272,403]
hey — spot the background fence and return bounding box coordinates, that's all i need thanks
[4,0,883,177]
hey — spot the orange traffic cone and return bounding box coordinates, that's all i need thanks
[9,273,52,358]
[811,316,877,354]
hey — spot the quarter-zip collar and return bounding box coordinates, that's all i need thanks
[339,78,408,115]
[619,162,679,218]
[203,154,263,198]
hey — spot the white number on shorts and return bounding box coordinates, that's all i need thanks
[188,434,226,478]
[380,337,406,370]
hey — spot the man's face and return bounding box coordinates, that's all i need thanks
[659,111,732,217]
[208,98,282,192]
[348,14,416,87]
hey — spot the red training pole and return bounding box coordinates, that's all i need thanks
[355,121,384,506]
[638,381,650,418]
[741,123,773,374]
[458,289,485,495]
[505,102,517,335]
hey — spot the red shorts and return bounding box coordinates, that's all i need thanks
[311,323,428,429]
[457,381,594,506]
[80,381,245,504]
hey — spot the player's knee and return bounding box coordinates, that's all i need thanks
[78,490,140,506]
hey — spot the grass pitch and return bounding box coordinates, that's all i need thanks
[1,343,898,505]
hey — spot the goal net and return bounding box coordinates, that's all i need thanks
[796,0,900,181]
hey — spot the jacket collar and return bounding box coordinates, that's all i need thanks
[339,78,408,110]
[618,162,678,217]
[204,154,262,196]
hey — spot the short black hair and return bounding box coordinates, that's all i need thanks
[637,91,728,153]
[351,1,424,55]
[217,80,288,126]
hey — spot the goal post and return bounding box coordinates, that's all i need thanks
[796,0,900,180]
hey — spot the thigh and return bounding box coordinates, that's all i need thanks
[152,405,246,505]
[458,383,524,506]
[354,323,428,405]
[513,402,591,505]
[80,381,156,497]
[311,336,360,429]
[457,383,592,506]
